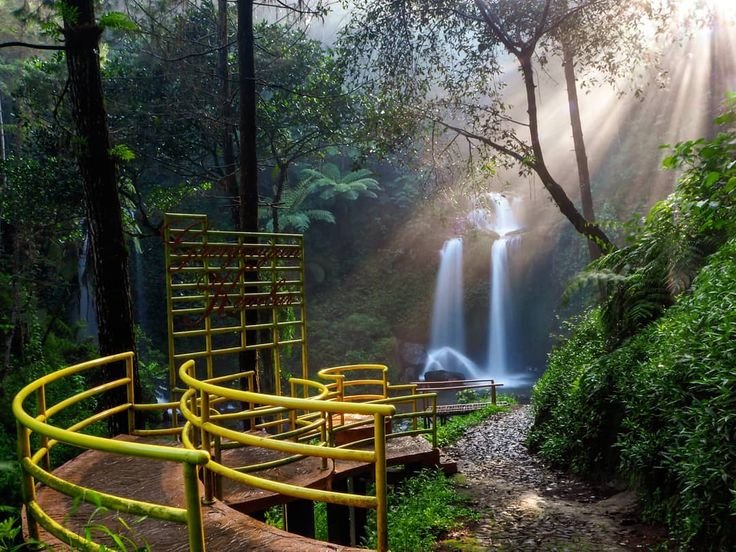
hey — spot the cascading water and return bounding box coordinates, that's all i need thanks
[486,193,522,380]
[430,238,464,354]
[422,238,481,379]
[422,194,528,385]
[78,233,98,340]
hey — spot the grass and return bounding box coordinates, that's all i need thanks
[363,469,479,552]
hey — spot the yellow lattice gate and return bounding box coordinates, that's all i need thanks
[163,213,308,399]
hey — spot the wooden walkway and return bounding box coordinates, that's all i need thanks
[31,433,443,550]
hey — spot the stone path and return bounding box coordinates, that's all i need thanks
[439,407,665,551]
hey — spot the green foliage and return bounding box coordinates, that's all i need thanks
[301,163,381,202]
[535,240,736,548]
[455,388,498,404]
[614,240,736,548]
[531,103,736,547]
[309,312,397,368]
[264,505,284,530]
[528,309,648,473]
[0,507,24,552]
[98,12,138,32]
[260,178,335,233]
[568,98,736,344]
[314,501,327,541]
[363,470,478,552]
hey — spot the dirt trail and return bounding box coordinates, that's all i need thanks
[438,407,665,551]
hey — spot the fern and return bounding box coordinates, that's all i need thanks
[565,99,736,346]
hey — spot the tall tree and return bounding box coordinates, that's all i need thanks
[562,44,599,260]
[218,0,239,224]
[237,0,259,233]
[62,0,137,432]
[339,0,680,253]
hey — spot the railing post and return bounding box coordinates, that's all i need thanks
[320,412,329,470]
[36,386,50,472]
[200,391,214,504]
[126,354,136,434]
[16,422,39,541]
[214,434,223,499]
[431,397,437,448]
[247,372,256,430]
[374,413,388,552]
[337,376,345,425]
[491,379,497,405]
[183,462,206,552]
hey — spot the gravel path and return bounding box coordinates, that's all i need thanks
[440,406,662,551]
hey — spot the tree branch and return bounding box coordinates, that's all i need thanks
[426,114,529,165]
[474,0,520,54]
[0,41,65,51]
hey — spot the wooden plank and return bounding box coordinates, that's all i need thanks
[28,434,360,551]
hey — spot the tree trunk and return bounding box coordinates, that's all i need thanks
[518,50,613,254]
[562,45,601,261]
[218,0,239,226]
[237,0,266,390]
[63,0,138,434]
[271,160,288,233]
[238,0,259,233]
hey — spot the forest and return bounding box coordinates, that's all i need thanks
[1,0,735,550]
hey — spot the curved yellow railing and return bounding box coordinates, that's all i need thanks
[14,354,438,552]
[179,360,398,551]
[318,364,438,448]
[12,352,209,551]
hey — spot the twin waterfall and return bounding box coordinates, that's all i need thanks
[422,194,523,383]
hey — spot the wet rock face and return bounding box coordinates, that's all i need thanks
[440,407,665,551]
[400,342,427,366]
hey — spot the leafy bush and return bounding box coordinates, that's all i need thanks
[531,99,736,549]
[616,240,736,548]
[533,240,736,548]
[568,93,736,345]
[527,310,607,468]
[362,469,477,552]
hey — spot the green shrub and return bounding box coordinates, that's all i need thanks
[362,469,477,552]
[530,238,736,549]
[616,240,736,548]
[527,310,607,467]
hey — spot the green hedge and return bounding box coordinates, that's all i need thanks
[530,239,736,549]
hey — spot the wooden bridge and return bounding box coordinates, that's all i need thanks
[12,215,487,550]
[413,378,505,422]
[14,353,447,551]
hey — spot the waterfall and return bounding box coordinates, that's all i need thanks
[78,233,98,340]
[430,239,464,353]
[422,238,481,379]
[486,193,521,380]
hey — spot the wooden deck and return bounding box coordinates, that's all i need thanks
[29,433,448,550]
[30,435,361,551]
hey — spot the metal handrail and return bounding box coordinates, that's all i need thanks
[179,360,396,551]
[13,353,438,552]
[12,352,208,551]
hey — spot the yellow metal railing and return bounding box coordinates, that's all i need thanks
[318,365,438,448]
[12,352,209,551]
[14,354,439,552]
[179,360,397,551]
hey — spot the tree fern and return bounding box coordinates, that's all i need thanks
[301,163,380,201]
[567,97,736,345]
